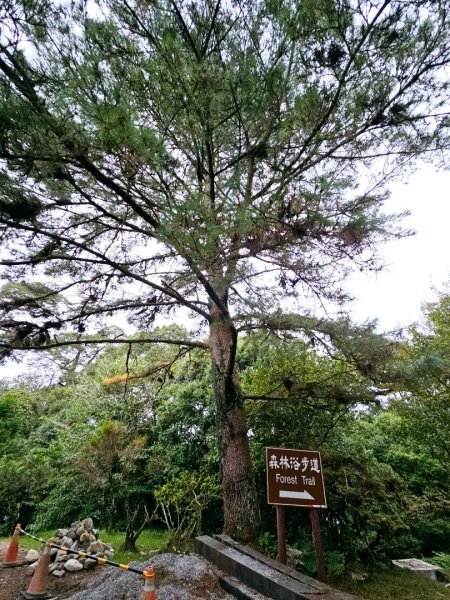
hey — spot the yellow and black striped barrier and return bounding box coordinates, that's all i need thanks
[19,527,156,598]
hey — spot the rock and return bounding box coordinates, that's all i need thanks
[76,526,86,538]
[71,521,82,530]
[64,559,84,572]
[25,549,40,563]
[52,569,66,578]
[55,529,69,538]
[82,518,94,532]
[392,558,442,581]
[61,536,74,548]
[66,528,78,540]
[92,529,99,539]
[55,550,68,562]
[80,532,96,544]
[84,558,98,570]
[70,541,79,551]
[57,553,72,563]
[89,541,106,554]
[26,561,38,576]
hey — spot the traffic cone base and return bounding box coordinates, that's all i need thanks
[0,559,29,568]
[20,592,56,600]
[1,524,29,568]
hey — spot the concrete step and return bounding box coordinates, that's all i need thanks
[219,575,272,600]
[195,535,361,600]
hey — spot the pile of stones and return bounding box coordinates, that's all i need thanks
[28,517,114,578]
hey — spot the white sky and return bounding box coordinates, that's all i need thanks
[346,164,450,331]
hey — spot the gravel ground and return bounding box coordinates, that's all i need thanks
[0,542,234,600]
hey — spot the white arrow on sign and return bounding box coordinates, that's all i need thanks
[279,490,315,500]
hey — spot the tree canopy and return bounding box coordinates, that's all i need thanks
[1,0,449,539]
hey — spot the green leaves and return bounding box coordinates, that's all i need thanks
[154,470,220,551]
[1,0,449,342]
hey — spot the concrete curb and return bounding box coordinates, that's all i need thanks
[195,535,361,600]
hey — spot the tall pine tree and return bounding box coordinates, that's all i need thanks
[1,0,449,539]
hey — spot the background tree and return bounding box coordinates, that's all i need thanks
[239,333,415,571]
[76,420,150,550]
[384,290,450,554]
[396,291,450,472]
[0,387,37,533]
[1,0,450,540]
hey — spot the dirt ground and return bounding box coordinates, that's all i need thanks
[0,541,233,600]
[0,542,114,600]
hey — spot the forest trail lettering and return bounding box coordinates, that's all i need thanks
[266,448,327,507]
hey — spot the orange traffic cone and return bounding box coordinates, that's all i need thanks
[143,568,156,599]
[0,523,27,568]
[20,544,54,600]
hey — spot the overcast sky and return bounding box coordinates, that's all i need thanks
[345,164,450,332]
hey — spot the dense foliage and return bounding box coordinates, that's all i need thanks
[1,292,449,570]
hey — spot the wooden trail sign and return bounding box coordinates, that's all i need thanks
[266,447,327,508]
[266,447,327,579]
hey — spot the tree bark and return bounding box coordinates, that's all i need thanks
[209,302,260,541]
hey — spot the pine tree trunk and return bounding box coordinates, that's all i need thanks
[209,303,260,542]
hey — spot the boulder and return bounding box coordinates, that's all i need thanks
[26,561,38,576]
[65,559,84,572]
[89,541,106,554]
[55,550,69,562]
[80,532,96,544]
[58,554,73,563]
[66,528,78,539]
[55,529,69,538]
[82,518,94,532]
[52,569,66,578]
[25,549,40,563]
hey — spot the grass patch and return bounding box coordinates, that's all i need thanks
[332,568,450,600]
[0,530,54,551]
[100,529,169,564]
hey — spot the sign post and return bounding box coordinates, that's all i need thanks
[310,508,326,582]
[276,505,286,565]
[266,447,327,580]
